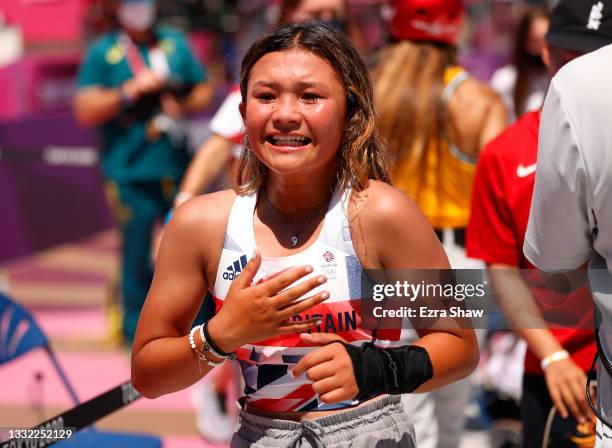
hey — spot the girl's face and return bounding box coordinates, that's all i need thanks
[241,48,346,179]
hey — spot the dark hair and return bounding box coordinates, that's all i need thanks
[512,5,549,117]
[236,22,391,194]
[84,0,120,38]
[373,40,457,198]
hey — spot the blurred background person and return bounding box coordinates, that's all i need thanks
[73,0,212,346]
[372,1,507,447]
[523,0,612,444]
[468,3,550,445]
[467,0,612,445]
[373,0,507,268]
[490,4,549,122]
[459,0,527,82]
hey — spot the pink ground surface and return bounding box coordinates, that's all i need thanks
[31,308,107,339]
[1,307,199,412]
[10,267,109,284]
[0,231,234,447]
[0,348,198,412]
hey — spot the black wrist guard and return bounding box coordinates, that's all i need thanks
[342,342,433,401]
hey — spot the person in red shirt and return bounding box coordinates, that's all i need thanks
[465,0,612,445]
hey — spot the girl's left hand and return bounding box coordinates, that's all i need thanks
[291,333,359,404]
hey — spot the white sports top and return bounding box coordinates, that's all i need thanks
[211,187,400,411]
[208,87,243,158]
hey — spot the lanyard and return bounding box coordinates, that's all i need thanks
[119,32,170,79]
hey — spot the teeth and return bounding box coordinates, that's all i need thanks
[271,136,308,145]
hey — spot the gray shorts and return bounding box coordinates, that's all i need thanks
[230,395,416,448]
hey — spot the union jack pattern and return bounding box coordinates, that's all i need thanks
[212,189,401,411]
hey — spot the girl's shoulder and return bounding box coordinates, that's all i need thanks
[174,189,238,228]
[350,180,420,224]
[169,189,237,249]
[349,180,448,269]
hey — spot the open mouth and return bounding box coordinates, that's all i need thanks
[266,135,312,147]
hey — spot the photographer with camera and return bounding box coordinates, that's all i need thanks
[73,0,212,345]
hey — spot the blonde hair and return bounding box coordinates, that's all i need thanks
[372,40,456,194]
[235,22,391,195]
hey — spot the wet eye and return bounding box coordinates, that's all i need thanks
[302,93,320,103]
[257,93,275,103]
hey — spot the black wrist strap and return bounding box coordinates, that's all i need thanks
[203,320,233,358]
[341,342,434,401]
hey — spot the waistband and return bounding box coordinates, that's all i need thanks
[234,395,414,447]
[238,394,401,431]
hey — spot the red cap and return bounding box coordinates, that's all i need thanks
[388,0,464,45]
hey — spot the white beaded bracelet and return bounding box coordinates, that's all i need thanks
[188,324,218,370]
[189,325,208,372]
[189,325,201,351]
[198,324,225,367]
[541,350,570,370]
[188,324,224,369]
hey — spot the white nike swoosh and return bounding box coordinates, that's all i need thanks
[516,163,537,178]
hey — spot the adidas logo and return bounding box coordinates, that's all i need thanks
[223,254,248,280]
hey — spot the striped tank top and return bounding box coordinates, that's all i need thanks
[211,187,399,412]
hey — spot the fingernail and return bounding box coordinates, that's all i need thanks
[300,333,312,341]
[321,292,330,299]
[579,417,586,423]
[305,265,313,273]
[318,276,327,284]
[316,319,322,326]
[289,370,296,378]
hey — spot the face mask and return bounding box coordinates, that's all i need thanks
[118,1,156,32]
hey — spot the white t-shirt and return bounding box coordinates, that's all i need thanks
[209,88,244,158]
[524,43,612,445]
